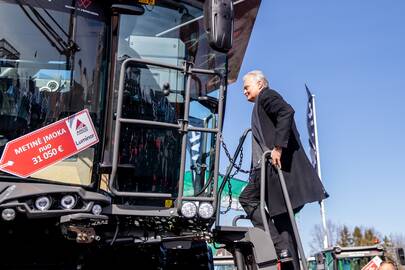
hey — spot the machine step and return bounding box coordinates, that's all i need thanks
[214,226,278,270]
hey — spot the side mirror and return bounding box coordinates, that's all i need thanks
[204,0,234,53]
[197,96,219,113]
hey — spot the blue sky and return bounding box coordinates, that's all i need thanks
[220,0,405,253]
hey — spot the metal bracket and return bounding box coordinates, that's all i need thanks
[177,119,189,133]
[68,225,100,244]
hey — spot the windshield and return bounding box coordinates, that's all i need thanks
[103,1,226,197]
[0,0,106,185]
[337,257,374,270]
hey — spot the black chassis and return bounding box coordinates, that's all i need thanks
[0,180,213,243]
[0,181,215,269]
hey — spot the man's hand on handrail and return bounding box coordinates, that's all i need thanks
[271,146,282,169]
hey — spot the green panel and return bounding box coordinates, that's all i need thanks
[184,171,247,199]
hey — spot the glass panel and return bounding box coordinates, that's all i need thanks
[0,1,106,185]
[213,265,236,270]
[184,130,217,197]
[190,88,219,128]
[185,75,220,196]
[115,125,181,195]
[337,257,373,270]
[115,63,221,124]
[104,2,225,195]
[111,68,220,196]
[118,63,185,123]
[325,252,335,270]
[116,2,226,92]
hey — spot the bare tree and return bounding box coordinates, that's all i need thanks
[309,223,324,254]
[309,220,340,254]
[391,234,405,248]
[338,226,351,247]
[309,223,402,257]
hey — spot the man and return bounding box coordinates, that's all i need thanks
[379,261,397,270]
[239,70,328,270]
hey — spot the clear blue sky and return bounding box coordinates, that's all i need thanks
[220,0,405,254]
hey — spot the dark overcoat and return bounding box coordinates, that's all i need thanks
[252,87,328,217]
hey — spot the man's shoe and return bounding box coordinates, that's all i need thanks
[277,249,293,263]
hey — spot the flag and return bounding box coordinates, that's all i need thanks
[306,84,317,168]
[306,85,329,248]
[187,117,207,193]
[187,116,205,173]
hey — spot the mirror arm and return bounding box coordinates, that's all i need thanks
[156,16,203,37]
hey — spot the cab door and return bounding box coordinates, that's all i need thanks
[102,2,227,208]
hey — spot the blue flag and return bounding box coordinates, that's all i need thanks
[306,84,317,168]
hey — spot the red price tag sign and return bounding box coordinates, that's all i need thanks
[361,256,383,270]
[0,109,99,178]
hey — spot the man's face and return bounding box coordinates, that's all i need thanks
[379,263,396,270]
[243,76,263,102]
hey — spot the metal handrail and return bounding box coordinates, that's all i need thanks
[108,57,225,214]
[259,150,272,235]
[260,151,308,270]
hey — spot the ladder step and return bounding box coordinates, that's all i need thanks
[213,226,250,244]
[244,227,278,270]
[214,227,278,270]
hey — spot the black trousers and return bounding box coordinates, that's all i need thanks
[239,169,302,270]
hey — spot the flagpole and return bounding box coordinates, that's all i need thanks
[311,93,329,249]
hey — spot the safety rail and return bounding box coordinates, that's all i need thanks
[260,150,308,270]
[108,57,226,214]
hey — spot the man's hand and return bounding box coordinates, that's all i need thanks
[271,146,282,169]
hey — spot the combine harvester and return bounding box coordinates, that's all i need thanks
[0,0,309,269]
[308,245,405,270]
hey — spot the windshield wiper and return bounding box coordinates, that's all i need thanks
[16,0,80,57]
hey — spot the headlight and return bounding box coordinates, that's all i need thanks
[61,195,76,209]
[92,204,102,215]
[35,196,51,211]
[181,202,197,218]
[198,203,214,219]
[2,208,16,221]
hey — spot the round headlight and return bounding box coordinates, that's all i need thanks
[61,195,76,209]
[2,208,16,221]
[198,203,214,219]
[35,196,51,211]
[92,204,102,215]
[181,202,197,218]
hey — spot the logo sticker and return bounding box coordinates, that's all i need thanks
[78,0,92,9]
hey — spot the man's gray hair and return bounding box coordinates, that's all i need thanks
[243,70,269,88]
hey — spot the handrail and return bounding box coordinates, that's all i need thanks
[260,151,308,270]
[259,150,272,235]
[215,128,251,227]
[109,57,226,215]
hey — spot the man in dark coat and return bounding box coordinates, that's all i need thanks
[239,70,328,270]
